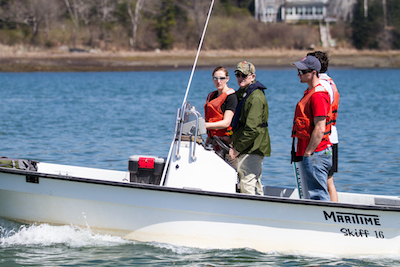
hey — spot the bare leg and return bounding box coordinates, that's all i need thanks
[327,176,338,202]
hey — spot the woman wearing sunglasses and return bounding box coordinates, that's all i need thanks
[204,66,238,160]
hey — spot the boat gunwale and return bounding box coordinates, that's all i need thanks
[0,166,399,212]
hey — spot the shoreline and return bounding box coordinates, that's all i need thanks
[0,48,399,72]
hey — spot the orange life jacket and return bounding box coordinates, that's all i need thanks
[204,89,235,137]
[327,77,340,125]
[292,84,332,141]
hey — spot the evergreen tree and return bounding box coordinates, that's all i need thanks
[156,0,176,50]
[352,0,368,49]
[388,0,400,49]
[352,0,383,49]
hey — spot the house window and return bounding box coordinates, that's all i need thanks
[305,7,313,15]
[267,7,275,16]
[316,7,323,15]
[297,7,303,15]
[286,7,293,15]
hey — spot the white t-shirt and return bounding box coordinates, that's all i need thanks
[319,73,338,144]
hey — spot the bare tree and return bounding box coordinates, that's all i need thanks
[42,1,65,40]
[382,0,387,28]
[76,0,95,45]
[93,0,118,46]
[64,0,80,46]
[64,0,96,47]
[0,0,61,44]
[379,0,392,50]
[127,0,145,49]
[97,0,117,22]
[327,0,357,22]
[0,0,30,28]
[176,0,210,38]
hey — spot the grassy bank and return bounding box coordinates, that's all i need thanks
[0,48,399,72]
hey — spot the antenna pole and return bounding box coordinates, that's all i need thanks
[181,0,215,109]
[160,0,215,185]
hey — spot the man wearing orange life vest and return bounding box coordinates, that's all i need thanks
[292,55,333,201]
[308,51,340,202]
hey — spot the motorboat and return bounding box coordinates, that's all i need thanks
[1,101,400,256]
[1,1,399,256]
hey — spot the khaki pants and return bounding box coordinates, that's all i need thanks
[237,154,264,195]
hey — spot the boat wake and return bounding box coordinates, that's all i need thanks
[0,218,130,248]
[2,218,400,265]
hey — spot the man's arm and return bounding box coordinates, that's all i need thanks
[304,116,326,157]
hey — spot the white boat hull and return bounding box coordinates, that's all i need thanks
[1,166,400,256]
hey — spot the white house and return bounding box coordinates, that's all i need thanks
[255,0,356,23]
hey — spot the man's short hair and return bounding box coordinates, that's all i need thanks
[307,51,329,73]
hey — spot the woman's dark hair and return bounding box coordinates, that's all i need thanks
[212,66,229,77]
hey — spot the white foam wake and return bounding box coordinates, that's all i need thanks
[0,219,130,248]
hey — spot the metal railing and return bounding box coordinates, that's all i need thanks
[176,102,201,162]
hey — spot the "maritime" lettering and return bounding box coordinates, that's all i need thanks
[323,211,381,226]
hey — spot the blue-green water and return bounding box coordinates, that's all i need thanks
[1,68,400,266]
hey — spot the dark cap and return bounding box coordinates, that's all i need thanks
[293,55,321,72]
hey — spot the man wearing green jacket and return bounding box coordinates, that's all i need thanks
[229,61,271,195]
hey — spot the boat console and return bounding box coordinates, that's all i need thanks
[161,102,238,193]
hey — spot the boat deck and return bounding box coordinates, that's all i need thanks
[35,162,400,208]
[37,162,130,183]
[263,185,400,207]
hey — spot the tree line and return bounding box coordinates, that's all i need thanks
[352,0,400,49]
[0,0,399,51]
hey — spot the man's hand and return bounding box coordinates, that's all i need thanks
[229,148,239,159]
[304,116,326,156]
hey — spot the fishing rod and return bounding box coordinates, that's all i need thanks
[181,0,215,109]
[160,0,215,185]
[176,0,215,158]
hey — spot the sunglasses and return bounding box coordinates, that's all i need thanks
[298,69,314,75]
[213,76,227,81]
[235,72,248,79]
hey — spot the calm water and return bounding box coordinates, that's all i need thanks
[1,68,400,266]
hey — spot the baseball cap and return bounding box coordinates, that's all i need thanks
[235,61,255,75]
[293,55,321,72]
